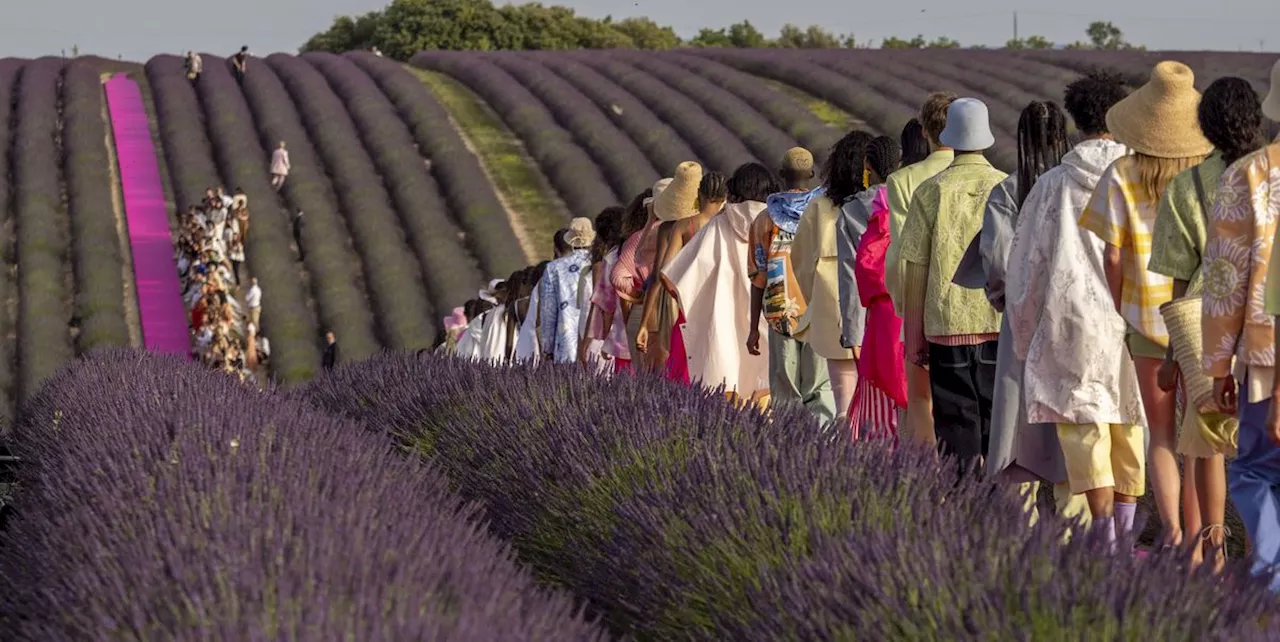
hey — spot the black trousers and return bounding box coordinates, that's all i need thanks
[928,341,998,474]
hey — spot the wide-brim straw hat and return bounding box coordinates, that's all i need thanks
[1106,61,1213,159]
[939,98,995,151]
[1264,58,1280,122]
[654,162,702,222]
[565,217,596,249]
[644,177,673,207]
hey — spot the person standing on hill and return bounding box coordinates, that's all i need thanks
[244,277,262,328]
[541,219,596,363]
[899,98,1007,476]
[885,92,957,448]
[231,46,250,83]
[1150,76,1264,569]
[1080,61,1214,551]
[232,187,250,242]
[793,130,873,428]
[185,51,202,84]
[271,142,290,191]
[323,331,338,371]
[747,147,835,423]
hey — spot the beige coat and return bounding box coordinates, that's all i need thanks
[792,196,855,361]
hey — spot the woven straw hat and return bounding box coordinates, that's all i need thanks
[1106,61,1212,159]
[644,177,673,207]
[654,162,702,222]
[782,147,814,173]
[1264,58,1280,122]
[565,217,596,249]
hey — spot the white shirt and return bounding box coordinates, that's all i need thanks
[245,284,262,308]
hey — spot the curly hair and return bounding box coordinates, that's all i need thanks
[1016,101,1071,208]
[1198,76,1264,166]
[919,92,958,146]
[899,118,930,167]
[1063,67,1130,136]
[822,130,874,205]
[866,135,903,184]
[727,162,782,203]
[698,171,729,209]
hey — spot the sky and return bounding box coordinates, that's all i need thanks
[1,0,1277,62]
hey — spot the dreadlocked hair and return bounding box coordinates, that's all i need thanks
[823,130,875,205]
[1016,101,1071,208]
[1199,76,1264,166]
[865,136,903,185]
[697,171,729,210]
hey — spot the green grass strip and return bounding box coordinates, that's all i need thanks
[763,79,866,132]
[406,66,567,261]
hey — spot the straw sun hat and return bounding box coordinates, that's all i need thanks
[565,217,596,249]
[1264,58,1280,122]
[1106,61,1213,159]
[643,177,674,208]
[654,161,702,222]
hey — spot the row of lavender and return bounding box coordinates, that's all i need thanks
[414,49,1278,218]
[301,354,1280,640]
[142,52,522,383]
[0,350,606,639]
[0,58,135,424]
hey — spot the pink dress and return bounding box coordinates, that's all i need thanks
[665,311,690,384]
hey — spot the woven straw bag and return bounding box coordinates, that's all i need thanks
[1160,296,1213,412]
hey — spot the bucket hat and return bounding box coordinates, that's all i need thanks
[1264,58,1280,122]
[654,162,702,222]
[643,177,674,207]
[939,98,995,151]
[1106,61,1212,159]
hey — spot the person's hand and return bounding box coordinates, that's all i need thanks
[1157,356,1179,392]
[635,327,649,354]
[746,328,761,356]
[1266,397,1280,447]
[1214,376,1238,416]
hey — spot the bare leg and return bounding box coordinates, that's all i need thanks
[1134,356,1182,547]
[1183,457,1202,558]
[1195,453,1228,571]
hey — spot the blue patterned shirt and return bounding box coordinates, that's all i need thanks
[539,249,592,362]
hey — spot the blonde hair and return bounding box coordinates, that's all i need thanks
[1133,152,1208,202]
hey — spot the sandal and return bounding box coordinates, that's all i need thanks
[1199,524,1231,573]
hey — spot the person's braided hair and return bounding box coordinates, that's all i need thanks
[1198,76,1264,166]
[698,170,729,208]
[865,135,903,184]
[1016,101,1071,208]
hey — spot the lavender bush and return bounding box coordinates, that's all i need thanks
[303,353,1280,641]
[484,52,658,198]
[235,57,381,361]
[149,54,323,383]
[533,53,699,179]
[303,52,483,310]
[567,51,756,173]
[0,60,23,423]
[610,51,796,167]
[663,52,840,165]
[12,58,75,405]
[411,51,617,218]
[0,350,608,641]
[347,51,529,278]
[265,53,436,348]
[62,61,131,352]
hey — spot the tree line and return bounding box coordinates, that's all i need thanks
[302,0,1139,59]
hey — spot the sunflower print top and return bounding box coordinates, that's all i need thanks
[1202,141,1280,379]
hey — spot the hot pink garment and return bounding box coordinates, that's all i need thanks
[665,311,690,384]
[611,220,662,303]
[849,188,905,441]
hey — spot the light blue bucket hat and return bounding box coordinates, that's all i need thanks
[939,98,995,152]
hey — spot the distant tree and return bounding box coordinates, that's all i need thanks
[1005,34,1053,50]
[881,35,927,49]
[1087,20,1128,50]
[727,20,769,48]
[611,17,680,49]
[842,34,858,48]
[689,28,733,48]
[775,24,842,48]
[304,11,383,53]
[928,36,961,49]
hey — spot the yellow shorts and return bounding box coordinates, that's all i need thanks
[1055,423,1146,497]
[1176,408,1238,459]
